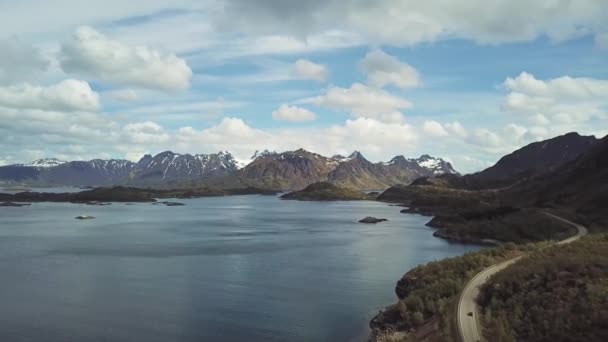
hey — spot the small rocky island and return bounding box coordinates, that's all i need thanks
[280,182,372,201]
[359,217,389,224]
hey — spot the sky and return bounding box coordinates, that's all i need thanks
[0,1,607,173]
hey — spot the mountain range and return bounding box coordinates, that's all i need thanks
[0,150,456,190]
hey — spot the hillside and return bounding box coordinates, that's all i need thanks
[377,133,607,243]
[237,149,338,190]
[369,244,535,342]
[236,150,456,191]
[504,134,608,227]
[478,235,608,342]
[280,182,371,201]
[412,132,597,190]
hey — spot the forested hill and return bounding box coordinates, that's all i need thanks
[479,235,608,342]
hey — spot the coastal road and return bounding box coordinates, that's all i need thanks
[456,213,588,342]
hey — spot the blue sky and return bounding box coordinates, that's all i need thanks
[0,1,607,173]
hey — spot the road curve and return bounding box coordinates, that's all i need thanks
[457,213,587,342]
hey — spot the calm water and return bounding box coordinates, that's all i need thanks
[0,195,481,341]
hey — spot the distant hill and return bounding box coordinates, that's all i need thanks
[505,133,608,225]
[0,149,457,190]
[377,132,607,242]
[413,132,598,190]
[234,149,456,190]
[0,151,239,187]
[280,182,370,201]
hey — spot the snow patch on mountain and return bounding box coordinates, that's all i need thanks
[23,158,67,168]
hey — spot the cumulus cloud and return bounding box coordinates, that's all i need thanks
[0,105,120,165]
[123,121,170,144]
[463,123,557,155]
[502,72,608,124]
[169,116,418,162]
[467,128,503,151]
[0,79,100,112]
[422,120,448,137]
[0,38,49,85]
[445,121,468,138]
[360,49,420,89]
[311,83,411,122]
[59,26,192,92]
[322,117,417,156]
[504,72,608,99]
[272,104,317,122]
[293,59,328,82]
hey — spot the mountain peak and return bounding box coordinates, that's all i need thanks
[251,149,277,160]
[25,158,67,168]
[348,151,366,160]
[386,155,407,165]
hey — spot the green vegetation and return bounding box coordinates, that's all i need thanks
[479,235,608,342]
[369,243,546,341]
[430,208,576,244]
[280,182,371,201]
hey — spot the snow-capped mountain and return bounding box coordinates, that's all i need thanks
[0,149,458,190]
[22,158,67,168]
[236,149,458,190]
[0,151,240,186]
[42,159,137,185]
[132,151,239,184]
[409,154,458,175]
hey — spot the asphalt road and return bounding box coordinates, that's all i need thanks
[456,213,588,342]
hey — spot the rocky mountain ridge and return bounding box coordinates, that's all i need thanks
[412,132,598,190]
[0,149,456,190]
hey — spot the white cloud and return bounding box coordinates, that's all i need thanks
[0,38,49,85]
[293,59,328,82]
[322,118,418,156]
[445,121,468,138]
[0,79,100,112]
[123,121,170,144]
[169,116,417,162]
[422,120,448,137]
[272,104,317,122]
[124,151,148,162]
[59,26,192,92]
[312,83,411,122]
[360,49,420,89]
[109,89,139,102]
[220,0,608,46]
[0,1,204,36]
[463,123,558,155]
[504,72,608,99]
[502,72,608,124]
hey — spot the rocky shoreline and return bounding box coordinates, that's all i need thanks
[0,186,279,205]
[281,182,373,201]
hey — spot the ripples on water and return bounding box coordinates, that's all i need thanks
[0,194,481,341]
